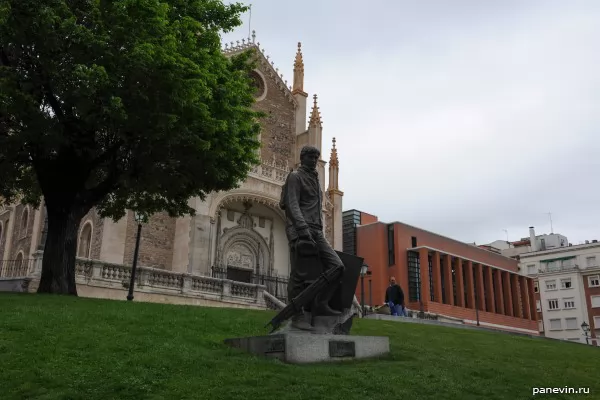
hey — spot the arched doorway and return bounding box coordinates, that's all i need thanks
[210,195,290,290]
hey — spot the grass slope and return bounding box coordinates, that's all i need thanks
[0,293,598,400]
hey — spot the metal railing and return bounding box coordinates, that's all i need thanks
[0,259,34,278]
[538,264,579,274]
[211,266,288,303]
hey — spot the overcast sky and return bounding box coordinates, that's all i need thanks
[222,0,600,246]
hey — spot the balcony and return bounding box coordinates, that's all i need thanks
[538,264,579,274]
[248,159,290,185]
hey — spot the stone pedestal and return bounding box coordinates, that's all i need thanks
[224,333,390,364]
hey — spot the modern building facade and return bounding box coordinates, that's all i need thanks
[342,209,378,256]
[520,242,600,345]
[354,217,538,334]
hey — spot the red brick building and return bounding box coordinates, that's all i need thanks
[583,271,600,344]
[355,218,538,334]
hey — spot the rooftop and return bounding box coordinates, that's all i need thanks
[520,241,600,258]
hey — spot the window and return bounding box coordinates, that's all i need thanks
[411,236,417,248]
[387,224,395,266]
[588,275,600,288]
[549,318,562,330]
[565,317,578,330]
[546,261,559,272]
[407,251,421,302]
[563,297,575,309]
[536,300,541,312]
[527,264,536,274]
[14,251,23,271]
[587,256,597,267]
[77,222,93,259]
[538,320,544,332]
[562,258,575,268]
[545,280,557,291]
[591,296,600,308]
[20,207,29,236]
[560,278,572,289]
[594,316,600,330]
[534,281,539,293]
[548,299,559,310]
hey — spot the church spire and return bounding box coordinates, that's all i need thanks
[309,94,322,127]
[292,42,306,96]
[326,136,344,252]
[328,137,339,191]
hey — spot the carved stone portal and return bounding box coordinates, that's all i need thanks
[217,203,272,276]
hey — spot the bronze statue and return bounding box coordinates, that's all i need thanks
[277,145,346,331]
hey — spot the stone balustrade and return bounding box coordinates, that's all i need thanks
[15,252,268,308]
[248,159,290,184]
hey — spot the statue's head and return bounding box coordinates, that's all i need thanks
[300,145,320,170]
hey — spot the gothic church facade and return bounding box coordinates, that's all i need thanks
[0,34,344,286]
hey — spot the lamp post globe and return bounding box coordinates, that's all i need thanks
[127,211,146,301]
[581,321,590,332]
[581,321,590,345]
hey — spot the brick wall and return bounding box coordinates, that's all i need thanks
[583,273,600,342]
[355,221,534,334]
[359,212,378,225]
[393,222,519,272]
[124,211,176,270]
[427,301,539,333]
[357,222,521,309]
[253,62,296,168]
[356,223,389,306]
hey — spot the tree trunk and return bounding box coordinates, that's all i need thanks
[37,205,88,295]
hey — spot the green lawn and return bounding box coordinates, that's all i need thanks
[0,293,598,400]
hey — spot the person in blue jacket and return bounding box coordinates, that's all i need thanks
[385,277,407,316]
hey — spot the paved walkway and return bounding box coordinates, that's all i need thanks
[364,313,596,347]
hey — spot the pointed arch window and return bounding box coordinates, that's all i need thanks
[14,251,24,276]
[78,222,93,259]
[21,208,29,237]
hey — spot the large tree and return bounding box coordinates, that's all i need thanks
[0,0,261,295]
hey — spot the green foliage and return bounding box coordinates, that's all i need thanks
[0,0,261,218]
[1,293,599,400]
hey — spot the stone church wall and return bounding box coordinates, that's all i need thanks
[80,208,105,260]
[124,211,176,270]
[0,209,10,260]
[253,63,296,169]
[9,204,33,260]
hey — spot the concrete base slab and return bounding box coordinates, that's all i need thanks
[224,333,390,364]
[0,278,32,293]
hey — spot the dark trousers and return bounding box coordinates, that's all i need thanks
[287,228,344,303]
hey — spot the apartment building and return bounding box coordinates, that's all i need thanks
[520,241,600,346]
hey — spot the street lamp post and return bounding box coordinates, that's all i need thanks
[474,279,480,326]
[368,272,372,312]
[127,212,146,301]
[360,263,368,317]
[581,321,590,345]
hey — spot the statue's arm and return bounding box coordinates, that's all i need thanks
[285,173,309,232]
